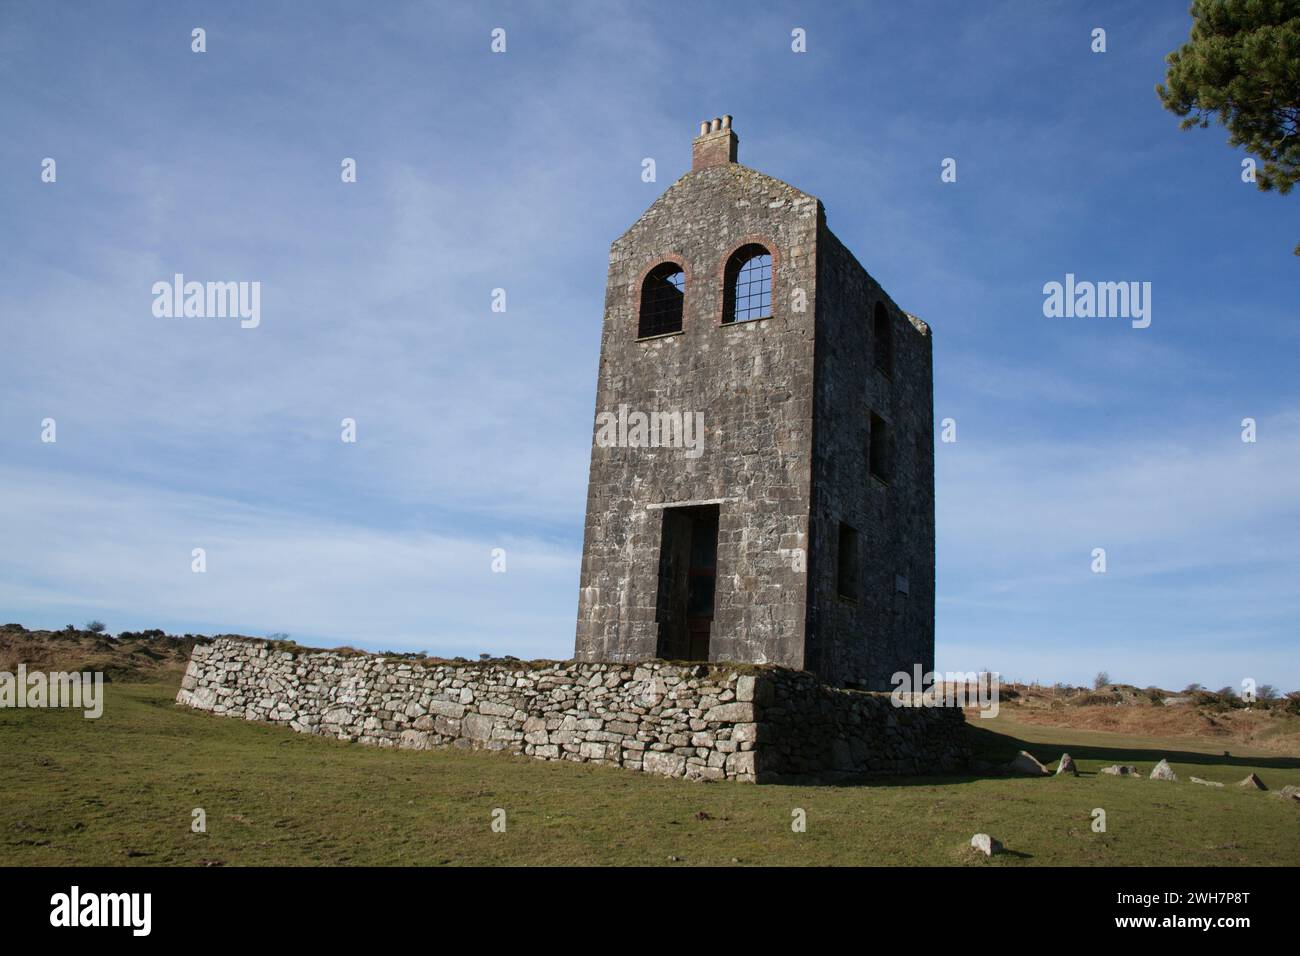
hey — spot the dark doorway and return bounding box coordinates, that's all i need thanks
[654,505,719,661]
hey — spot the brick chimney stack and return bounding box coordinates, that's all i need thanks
[692,115,738,170]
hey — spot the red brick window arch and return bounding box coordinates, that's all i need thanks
[638,261,687,337]
[722,243,773,323]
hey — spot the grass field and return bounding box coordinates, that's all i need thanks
[2,680,1298,866]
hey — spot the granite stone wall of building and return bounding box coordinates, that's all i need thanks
[805,227,936,689]
[178,637,967,783]
[573,120,936,690]
[574,147,822,669]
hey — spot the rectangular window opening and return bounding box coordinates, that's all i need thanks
[873,305,893,377]
[869,412,890,483]
[837,522,859,601]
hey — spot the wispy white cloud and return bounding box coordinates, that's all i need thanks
[0,465,579,658]
[936,408,1300,688]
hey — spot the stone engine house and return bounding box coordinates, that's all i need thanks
[575,117,935,691]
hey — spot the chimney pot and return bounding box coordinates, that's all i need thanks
[692,116,739,170]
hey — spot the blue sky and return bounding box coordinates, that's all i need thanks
[2,1,1296,690]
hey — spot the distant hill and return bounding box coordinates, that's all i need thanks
[964,681,1300,755]
[0,623,210,683]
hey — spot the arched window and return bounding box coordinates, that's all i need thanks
[873,301,893,377]
[638,262,686,337]
[722,244,772,323]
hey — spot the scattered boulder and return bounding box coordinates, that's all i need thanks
[1189,776,1224,788]
[1054,753,1078,776]
[1006,750,1050,776]
[970,833,1002,856]
[1237,773,1266,790]
[1149,758,1177,781]
[1100,764,1141,776]
[1273,785,1300,803]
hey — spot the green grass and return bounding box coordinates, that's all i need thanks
[2,682,1298,866]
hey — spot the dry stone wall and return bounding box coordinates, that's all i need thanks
[178,637,967,783]
[756,670,967,781]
